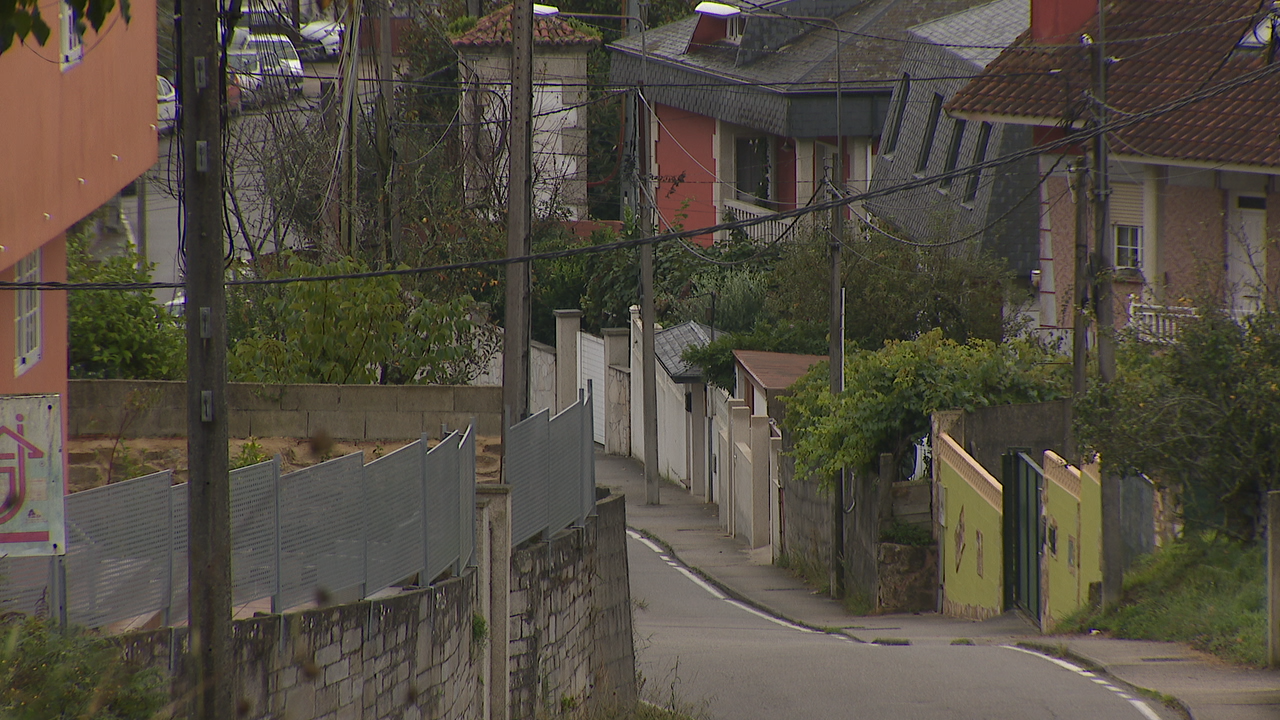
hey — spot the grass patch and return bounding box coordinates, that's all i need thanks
[775,550,830,595]
[1058,533,1266,667]
[950,638,974,646]
[872,637,911,646]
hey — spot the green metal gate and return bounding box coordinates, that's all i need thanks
[1003,451,1044,623]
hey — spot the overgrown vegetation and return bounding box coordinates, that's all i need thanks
[67,228,184,381]
[0,617,169,719]
[785,329,1068,479]
[1058,534,1266,667]
[1075,307,1280,542]
[227,252,493,385]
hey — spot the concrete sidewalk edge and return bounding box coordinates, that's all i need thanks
[1017,641,1195,720]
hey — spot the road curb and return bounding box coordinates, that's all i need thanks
[626,525,861,639]
[1016,641,1194,720]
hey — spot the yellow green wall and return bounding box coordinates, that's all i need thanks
[938,436,1003,620]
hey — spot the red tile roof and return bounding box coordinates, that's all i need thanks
[733,350,826,391]
[451,4,601,48]
[948,0,1280,169]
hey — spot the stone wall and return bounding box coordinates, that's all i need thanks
[123,572,483,720]
[779,428,831,576]
[114,492,634,720]
[509,493,635,718]
[68,380,503,441]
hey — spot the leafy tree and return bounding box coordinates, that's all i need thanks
[66,231,185,380]
[228,253,490,385]
[682,229,1018,389]
[785,329,1068,480]
[1075,308,1280,543]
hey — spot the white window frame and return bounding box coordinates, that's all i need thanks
[60,0,83,68]
[14,250,42,376]
[1115,224,1144,270]
[726,15,745,43]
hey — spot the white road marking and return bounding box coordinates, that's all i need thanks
[672,565,727,600]
[627,529,666,555]
[1002,646,1165,719]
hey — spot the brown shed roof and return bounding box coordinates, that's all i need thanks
[451,4,601,48]
[947,0,1280,169]
[733,350,826,391]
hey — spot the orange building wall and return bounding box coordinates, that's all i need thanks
[1160,184,1226,303]
[0,0,156,409]
[654,103,716,245]
[0,0,158,261]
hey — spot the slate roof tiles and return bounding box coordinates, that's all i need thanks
[948,0,1280,169]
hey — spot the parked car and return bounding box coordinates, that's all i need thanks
[234,33,304,96]
[157,75,177,133]
[297,19,342,61]
[228,49,271,107]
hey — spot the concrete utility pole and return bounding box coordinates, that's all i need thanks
[375,0,399,265]
[827,20,845,601]
[503,0,534,434]
[180,0,231,715]
[339,0,363,254]
[1089,1,1123,610]
[1071,159,1088,396]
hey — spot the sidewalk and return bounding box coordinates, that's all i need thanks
[596,452,1280,720]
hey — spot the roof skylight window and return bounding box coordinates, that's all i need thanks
[1238,2,1278,49]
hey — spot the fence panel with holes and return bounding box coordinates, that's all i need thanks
[0,389,594,629]
[0,423,491,628]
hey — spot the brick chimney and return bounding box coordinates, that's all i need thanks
[1032,0,1095,42]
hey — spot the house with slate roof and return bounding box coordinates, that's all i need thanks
[608,0,994,245]
[867,0,1041,288]
[453,5,600,220]
[948,0,1280,335]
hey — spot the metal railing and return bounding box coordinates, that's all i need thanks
[723,198,795,244]
[1128,302,1198,343]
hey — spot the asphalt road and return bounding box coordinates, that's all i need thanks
[627,531,1174,720]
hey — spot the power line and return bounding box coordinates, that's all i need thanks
[12,55,1277,293]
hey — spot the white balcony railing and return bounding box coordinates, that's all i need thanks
[723,198,795,244]
[1128,301,1197,343]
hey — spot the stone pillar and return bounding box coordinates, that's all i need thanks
[770,431,783,559]
[602,328,631,456]
[727,400,749,538]
[554,309,582,414]
[750,413,771,549]
[690,384,708,501]
[477,484,512,720]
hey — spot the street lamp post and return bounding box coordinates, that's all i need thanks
[694,1,847,598]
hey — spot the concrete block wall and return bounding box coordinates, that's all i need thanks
[779,430,832,574]
[67,380,503,440]
[508,493,635,718]
[123,573,483,720]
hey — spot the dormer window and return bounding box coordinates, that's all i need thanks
[1238,2,1278,49]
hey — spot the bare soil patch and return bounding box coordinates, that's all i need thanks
[66,434,503,492]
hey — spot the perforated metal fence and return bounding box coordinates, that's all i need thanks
[509,388,597,546]
[1,388,595,629]
[0,425,483,628]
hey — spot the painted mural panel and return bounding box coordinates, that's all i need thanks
[0,395,66,557]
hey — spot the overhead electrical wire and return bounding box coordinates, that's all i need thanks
[13,36,1277,293]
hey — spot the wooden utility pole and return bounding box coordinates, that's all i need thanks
[339,0,363,254]
[503,0,534,433]
[1090,2,1123,610]
[1071,159,1089,396]
[180,0,231,715]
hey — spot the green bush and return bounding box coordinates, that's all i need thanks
[0,617,169,719]
[785,329,1068,479]
[66,231,184,380]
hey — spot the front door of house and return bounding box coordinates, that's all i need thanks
[1227,193,1268,316]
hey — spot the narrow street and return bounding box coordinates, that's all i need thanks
[627,531,1172,720]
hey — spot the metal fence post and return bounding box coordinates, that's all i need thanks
[420,433,432,585]
[271,454,283,614]
[1269,490,1279,668]
[163,474,175,626]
